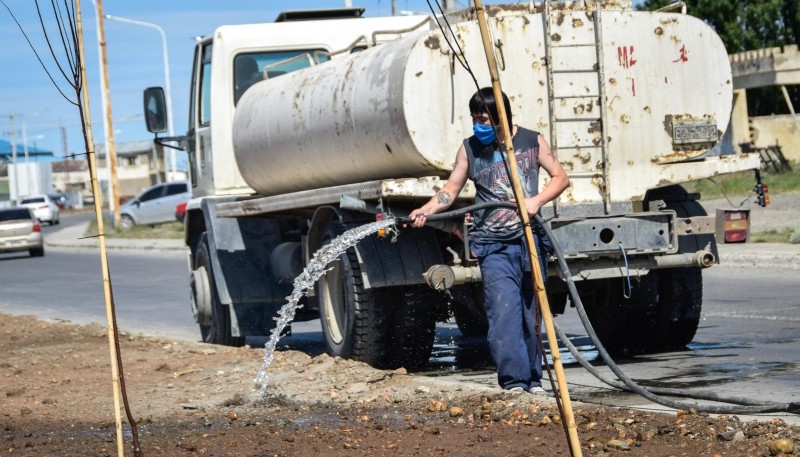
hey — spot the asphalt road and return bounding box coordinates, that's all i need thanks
[1,214,798,423]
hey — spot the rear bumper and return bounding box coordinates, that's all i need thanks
[0,234,43,253]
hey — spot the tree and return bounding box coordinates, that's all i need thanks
[638,0,800,115]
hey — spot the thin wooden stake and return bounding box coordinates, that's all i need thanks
[471,1,583,455]
[74,2,125,456]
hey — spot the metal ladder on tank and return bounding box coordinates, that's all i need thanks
[543,1,612,215]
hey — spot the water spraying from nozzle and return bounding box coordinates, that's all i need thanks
[254,219,398,391]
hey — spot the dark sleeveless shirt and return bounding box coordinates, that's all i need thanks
[464,127,541,241]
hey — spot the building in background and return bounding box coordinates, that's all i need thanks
[2,138,185,208]
[0,139,54,205]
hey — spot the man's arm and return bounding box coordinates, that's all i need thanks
[522,135,570,216]
[409,145,469,228]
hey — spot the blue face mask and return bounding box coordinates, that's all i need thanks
[473,123,496,145]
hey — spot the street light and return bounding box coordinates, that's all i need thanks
[104,14,175,181]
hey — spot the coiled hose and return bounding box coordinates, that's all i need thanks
[395,202,799,415]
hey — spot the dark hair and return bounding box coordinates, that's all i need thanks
[469,87,512,128]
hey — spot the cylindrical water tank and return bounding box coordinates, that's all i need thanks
[232,22,493,196]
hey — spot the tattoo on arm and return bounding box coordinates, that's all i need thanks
[436,191,452,206]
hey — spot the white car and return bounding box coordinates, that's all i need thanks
[0,207,45,257]
[19,195,60,225]
[120,181,191,229]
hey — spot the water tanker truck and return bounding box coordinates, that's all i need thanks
[144,2,762,369]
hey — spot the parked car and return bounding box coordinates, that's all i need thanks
[0,207,44,257]
[119,181,191,229]
[175,201,187,223]
[19,195,60,225]
[48,192,69,210]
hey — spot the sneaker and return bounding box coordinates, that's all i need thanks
[529,386,549,396]
[506,386,526,394]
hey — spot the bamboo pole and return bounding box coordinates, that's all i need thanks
[471,1,583,456]
[75,2,125,456]
[93,0,122,229]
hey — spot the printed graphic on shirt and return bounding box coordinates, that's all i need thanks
[464,127,540,241]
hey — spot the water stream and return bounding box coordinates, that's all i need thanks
[254,219,397,390]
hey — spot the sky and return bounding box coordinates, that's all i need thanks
[0,0,486,159]
[0,0,642,160]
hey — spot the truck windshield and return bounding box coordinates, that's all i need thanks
[233,50,330,105]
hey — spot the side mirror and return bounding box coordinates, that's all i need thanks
[143,87,168,134]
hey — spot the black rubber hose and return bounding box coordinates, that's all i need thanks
[393,202,798,414]
[533,213,797,414]
[393,201,518,224]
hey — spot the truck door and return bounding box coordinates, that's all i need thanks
[188,42,213,195]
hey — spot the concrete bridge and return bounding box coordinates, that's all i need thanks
[730,44,800,89]
[729,45,800,162]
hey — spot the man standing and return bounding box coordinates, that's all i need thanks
[409,87,569,393]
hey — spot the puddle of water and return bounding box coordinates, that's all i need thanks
[636,361,800,389]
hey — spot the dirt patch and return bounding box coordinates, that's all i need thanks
[2,313,798,456]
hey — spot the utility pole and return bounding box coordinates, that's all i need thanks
[392,0,397,16]
[60,124,71,198]
[1,114,20,202]
[90,0,121,229]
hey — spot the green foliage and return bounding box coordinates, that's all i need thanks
[684,167,800,200]
[750,228,798,243]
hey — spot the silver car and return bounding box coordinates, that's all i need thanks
[19,194,60,225]
[120,181,191,229]
[0,207,45,257]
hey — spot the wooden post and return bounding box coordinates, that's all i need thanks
[74,1,125,456]
[472,1,583,455]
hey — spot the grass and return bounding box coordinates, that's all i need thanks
[85,218,184,240]
[750,228,797,244]
[684,167,800,201]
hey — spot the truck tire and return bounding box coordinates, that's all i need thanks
[386,286,439,371]
[582,274,669,356]
[661,267,703,350]
[451,284,489,337]
[617,272,670,355]
[317,225,389,368]
[654,192,708,351]
[581,278,625,354]
[194,234,245,346]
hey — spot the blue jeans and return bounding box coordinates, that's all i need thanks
[471,234,550,390]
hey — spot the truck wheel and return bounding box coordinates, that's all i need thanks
[386,286,438,371]
[193,234,244,346]
[581,279,625,355]
[653,192,707,350]
[317,226,389,368]
[451,284,489,337]
[618,272,670,355]
[661,267,703,350]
